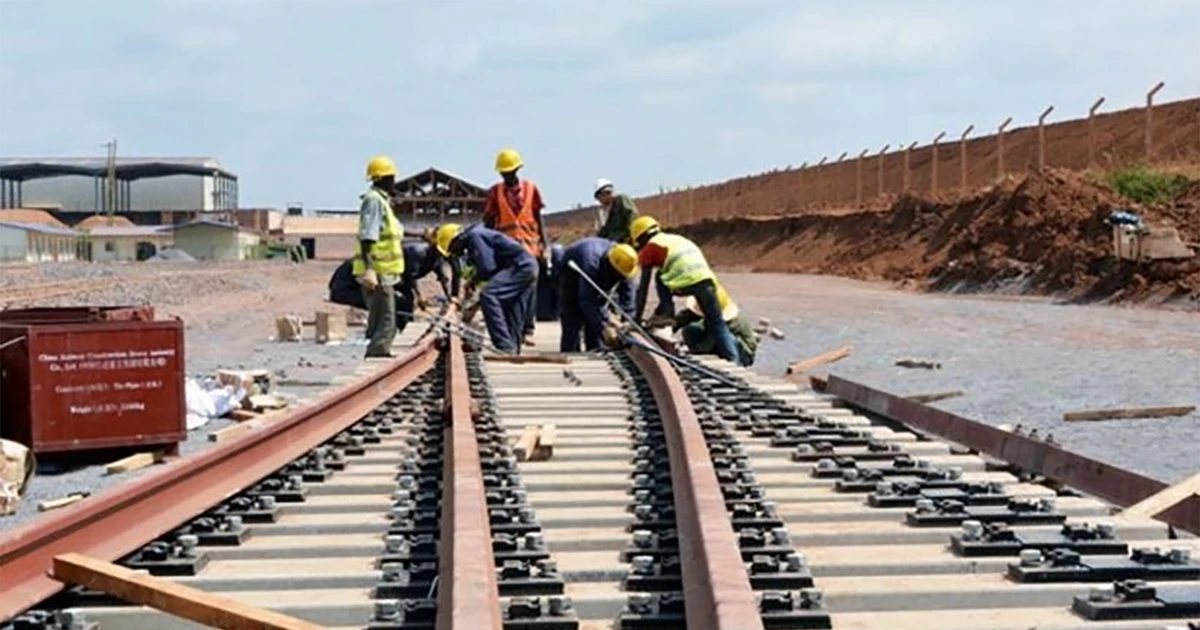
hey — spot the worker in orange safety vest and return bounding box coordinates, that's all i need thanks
[483,147,552,346]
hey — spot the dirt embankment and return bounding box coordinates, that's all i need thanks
[680,170,1200,306]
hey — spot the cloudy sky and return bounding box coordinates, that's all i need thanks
[1,0,1197,211]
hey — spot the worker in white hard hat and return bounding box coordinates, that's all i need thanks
[593,178,640,244]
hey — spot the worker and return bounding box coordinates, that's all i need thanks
[355,155,405,359]
[559,238,639,353]
[536,242,566,322]
[435,222,538,353]
[484,148,551,346]
[327,258,408,338]
[674,292,757,366]
[593,178,640,244]
[630,215,741,364]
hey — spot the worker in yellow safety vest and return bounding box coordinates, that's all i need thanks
[355,155,405,359]
[630,215,742,364]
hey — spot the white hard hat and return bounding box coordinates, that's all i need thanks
[594,178,615,196]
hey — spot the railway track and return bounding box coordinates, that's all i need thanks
[1,316,1198,630]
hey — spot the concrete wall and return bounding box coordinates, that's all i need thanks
[0,225,29,262]
[173,224,242,260]
[0,229,78,262]
[88,235,173,262]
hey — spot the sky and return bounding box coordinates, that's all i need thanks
[1,0,1198,211]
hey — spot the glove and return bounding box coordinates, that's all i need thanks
[417,297,430,312]
[601,325,627,350]
[359,269,379,293]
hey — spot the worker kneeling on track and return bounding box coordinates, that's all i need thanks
[675,292,757,367]
[630,215,743,365]
[435,222,538,353]
[559,237,639,353]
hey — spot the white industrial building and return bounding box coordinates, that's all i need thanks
[0,157,238,226]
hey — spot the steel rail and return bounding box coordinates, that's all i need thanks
[627,340,764,629]
[0,335,440,621]
[824,375,1197,534]
[437,324,504,630]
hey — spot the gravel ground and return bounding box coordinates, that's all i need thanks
[723,272,1200,483]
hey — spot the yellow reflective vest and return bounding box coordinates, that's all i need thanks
[651,233,715,290]
[353,188,405,277]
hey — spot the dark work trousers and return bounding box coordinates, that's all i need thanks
[481,257,538,353]
[363,277,398,358]
[677,278,739,364]
[523,258,547,337]
[395,282,416,335]
[560,276,636,353]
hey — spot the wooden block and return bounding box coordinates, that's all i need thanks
[513,425,539,461]
[227,409,259,422]
[485,353,570,364]
[248,394,288,411]
[1063,405,1195,422]
[51,553,325,630]
[209,421,258,442]
[786,345,853,376]
[532,423,556,461]
[38,492,89,511]
[906,390,966,404]
[315,310,347,344]
[1123,473,1200,520]
[274,315,302,342]
[104,452,164,476]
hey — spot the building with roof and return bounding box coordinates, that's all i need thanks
[0,220,79,263]
[279,215,358,260]
[75,216,174,262]
[171,219,261,261]
[0,157,238,226]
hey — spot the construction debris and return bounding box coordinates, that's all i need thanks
[1062,405,1196,422]
[216,369,272,397]
[906,390,966,404]
[786,345,853,376]
[50,553,325,630]
[767,327,786,340]
[345,308,368,327]
[104,451,165,476]
[274,315,303,342]
[895,358,941,370]
[315,310,348,344]
[513,424,556,462]
[247,394,289,412]
[39,492,90,512]
[1,439,34,515]
[513,426,539,461]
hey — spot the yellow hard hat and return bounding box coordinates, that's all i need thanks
[435,223,463,257]
[629,215,661,246]
[495,148,523,174]
[366,155,398,181]
[606,243,639,278]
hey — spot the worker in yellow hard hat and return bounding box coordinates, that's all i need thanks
[674,287,757,366]
[629,215,742,364]
[558,237,639,353]
[434,221,539,353]
[355,155,405,358]
[485,148,551,346]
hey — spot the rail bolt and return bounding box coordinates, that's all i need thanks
[1019,549,1044,566]
[524,532,544,550]
[961,520,984,540]
[760,500,778,517]
[816,458,836,471]
[1088,586,1115,602]
[915,498,935,513]
[786,553,806,571]
[1168,548,1191,564]
[385,534,407,553]
[548,596,575,616]
[633,489,651,503]
[177,535,199,554]
[226,515,243,531]
[375,599,402,621]
[632,555,656,575]
[398,474,416,489]
[381,563,408,583]
[799,588,825,609]
[875,482,893,495]
[392,489,412,504]
[634,505,654,520]
[632,530,653,548]
[53,609,85,630]
[627,593,654,614]
[1096,523,1116,539]
[770,527,792,545]
[1038,497,1057,512]
[391,506,411,520]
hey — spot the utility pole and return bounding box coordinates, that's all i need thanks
[104,138,117,216]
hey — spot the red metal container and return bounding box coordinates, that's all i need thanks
[0,305,155,325]
[0,318,185,454]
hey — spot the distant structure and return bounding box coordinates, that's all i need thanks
[0,156,238,226]
[311,167,486,229]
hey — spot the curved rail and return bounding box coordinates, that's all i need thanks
[0,335,440,621]
[627,341,764,629]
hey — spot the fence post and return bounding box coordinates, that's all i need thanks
[877,144,890,197]
[997,116,1013,178]
[798,162,808,208]
[816,156,828,204]
[835,152,847,203]
[1088,96,1106,167]
[959,125,974,188]
[855,149,868,205]
[931,131,946,191]
[903,141,917,193]
[1145,81,1165,162]
[1038,105,1054,170]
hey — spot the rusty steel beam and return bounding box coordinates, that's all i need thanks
[0,338,440,621]
[437,330,503,630]
[628,344,764,630]
[823,376,1186,522]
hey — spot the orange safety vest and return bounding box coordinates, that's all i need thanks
[493,180,543,257]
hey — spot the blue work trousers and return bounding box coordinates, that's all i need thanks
[679,279,740,364]
[481,258,538,352]
[560,276,634,353]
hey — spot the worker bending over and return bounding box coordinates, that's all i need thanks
[593,178,640,244]
[355,155,405,359]
[435,223,537,353]
[630,215,741,364]
[559,237,638,353]
[484,148,551,345]
[675,294,757,366]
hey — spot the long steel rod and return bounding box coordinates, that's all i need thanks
[0,337,440,621]
[437,326,503,630]
[627,339,764,630]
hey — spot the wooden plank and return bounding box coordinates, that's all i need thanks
[50,553,325,630]
[38,493,89,512]
[786,345,853,375]
[485,353,570,364]
[209,421,260,443]
[227,409,259,422]
[513,425,540,461]
[1123,473,1200,520]
[1062,405,1195,422]
[104,452,164,476]
[532,424,556,461]
[905,390,965,404]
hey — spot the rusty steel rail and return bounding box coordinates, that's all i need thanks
[823,375,1198,535]
[0,335,440,621]
[627,342,764,629]
[438,328,503,630]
